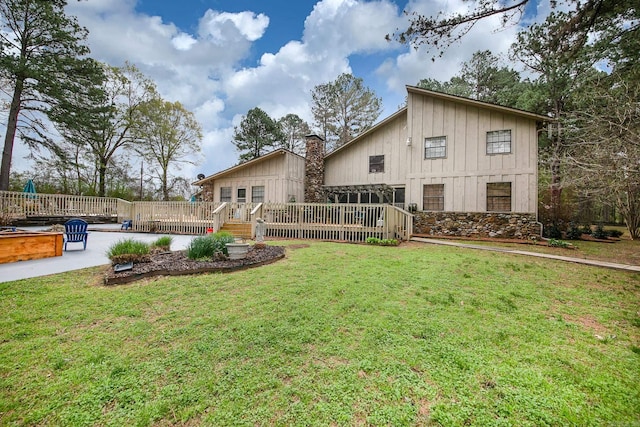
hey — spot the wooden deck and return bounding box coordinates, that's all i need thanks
[1,191,413,242]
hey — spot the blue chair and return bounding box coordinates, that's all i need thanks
[121,219,132,230]
[64,218,88,251]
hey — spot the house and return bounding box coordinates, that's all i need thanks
[195,148,305,204]
[195,86,549,239]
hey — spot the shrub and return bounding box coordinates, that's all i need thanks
[548,239,570,248]
[580,224,593,235]
[544,224,563,239]
[107,239,150,264]
[366,237,399,246]
[565,223,582,240]
[606,229,624,238]
[592,224,608,240]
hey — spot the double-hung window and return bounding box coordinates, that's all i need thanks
[425,136,447,159]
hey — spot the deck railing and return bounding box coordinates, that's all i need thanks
[262,203,413,241]
[0,191,128,221]
[1,191,414,241]
[130,201,222,234]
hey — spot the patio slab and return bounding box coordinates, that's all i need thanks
[0,225,199,283]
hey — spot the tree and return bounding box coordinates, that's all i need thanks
[417,50,532,109]
[233,107,284,163]
[310,73,382,150]
[134,99,203,201]
[511,13,597,226]
[277,113,310,156]
[0,0,98,190]
[47,63,158,196]
[565,76,640,239]
[388,0,639,61]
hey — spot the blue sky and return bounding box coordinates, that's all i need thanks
[9,0,553,185]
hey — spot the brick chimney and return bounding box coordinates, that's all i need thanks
[304,134,325,203]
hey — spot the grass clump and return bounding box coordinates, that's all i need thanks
[106,238,150,264]
[187,231,236,260]
[150,235,173,251]
[548,238,571,248]
[187,236,216,260]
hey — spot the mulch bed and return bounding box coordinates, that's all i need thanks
[104,245,286,286]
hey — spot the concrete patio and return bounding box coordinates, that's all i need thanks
[0,224,198,283]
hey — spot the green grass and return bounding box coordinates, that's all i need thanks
[1,241,639,426]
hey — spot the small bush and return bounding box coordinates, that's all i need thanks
[107,239,150,264]
[606,229,624,238]
[565,223,582,240]
[366,237,399,246]
[592,224,608,240]
[580,224,593,235]
[187,236,216,260]
[544,224,563,239]
[548,239,570,248]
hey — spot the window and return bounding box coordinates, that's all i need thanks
[486,130,511,154]
[237,187,246,203]
[423,184,444,211]
[487,182,511,211]
[220,187,231,202]
[369,155,384,173]
[425,136,447,159]
[251,186,264,203]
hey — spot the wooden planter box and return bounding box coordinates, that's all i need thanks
[0,231,63,264]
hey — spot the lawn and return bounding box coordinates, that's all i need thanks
[1,241,639,426]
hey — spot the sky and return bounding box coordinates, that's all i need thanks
[10,0,553,190]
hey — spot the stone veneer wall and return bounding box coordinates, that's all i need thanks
[413,212,541,240]
[304,134,325,203]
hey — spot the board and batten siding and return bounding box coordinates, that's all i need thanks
[406,91,538,213]
[209,152,305,203]
[324,113,408,189]
[325,89,539,214]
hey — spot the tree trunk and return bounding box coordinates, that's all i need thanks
[162,169,169,201]
[0,78,24,191]
[98,162,107,197]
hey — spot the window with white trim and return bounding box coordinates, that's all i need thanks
[486,130,511,154]
[424,136,447,159]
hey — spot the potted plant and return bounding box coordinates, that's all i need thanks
[225,238,250,260]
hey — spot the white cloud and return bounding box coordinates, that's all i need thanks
[171,33,197,51]
[200,10,269,42]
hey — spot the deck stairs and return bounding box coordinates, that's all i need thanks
[219,220,252,239]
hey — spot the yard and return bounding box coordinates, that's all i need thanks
[1,241,639,426]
